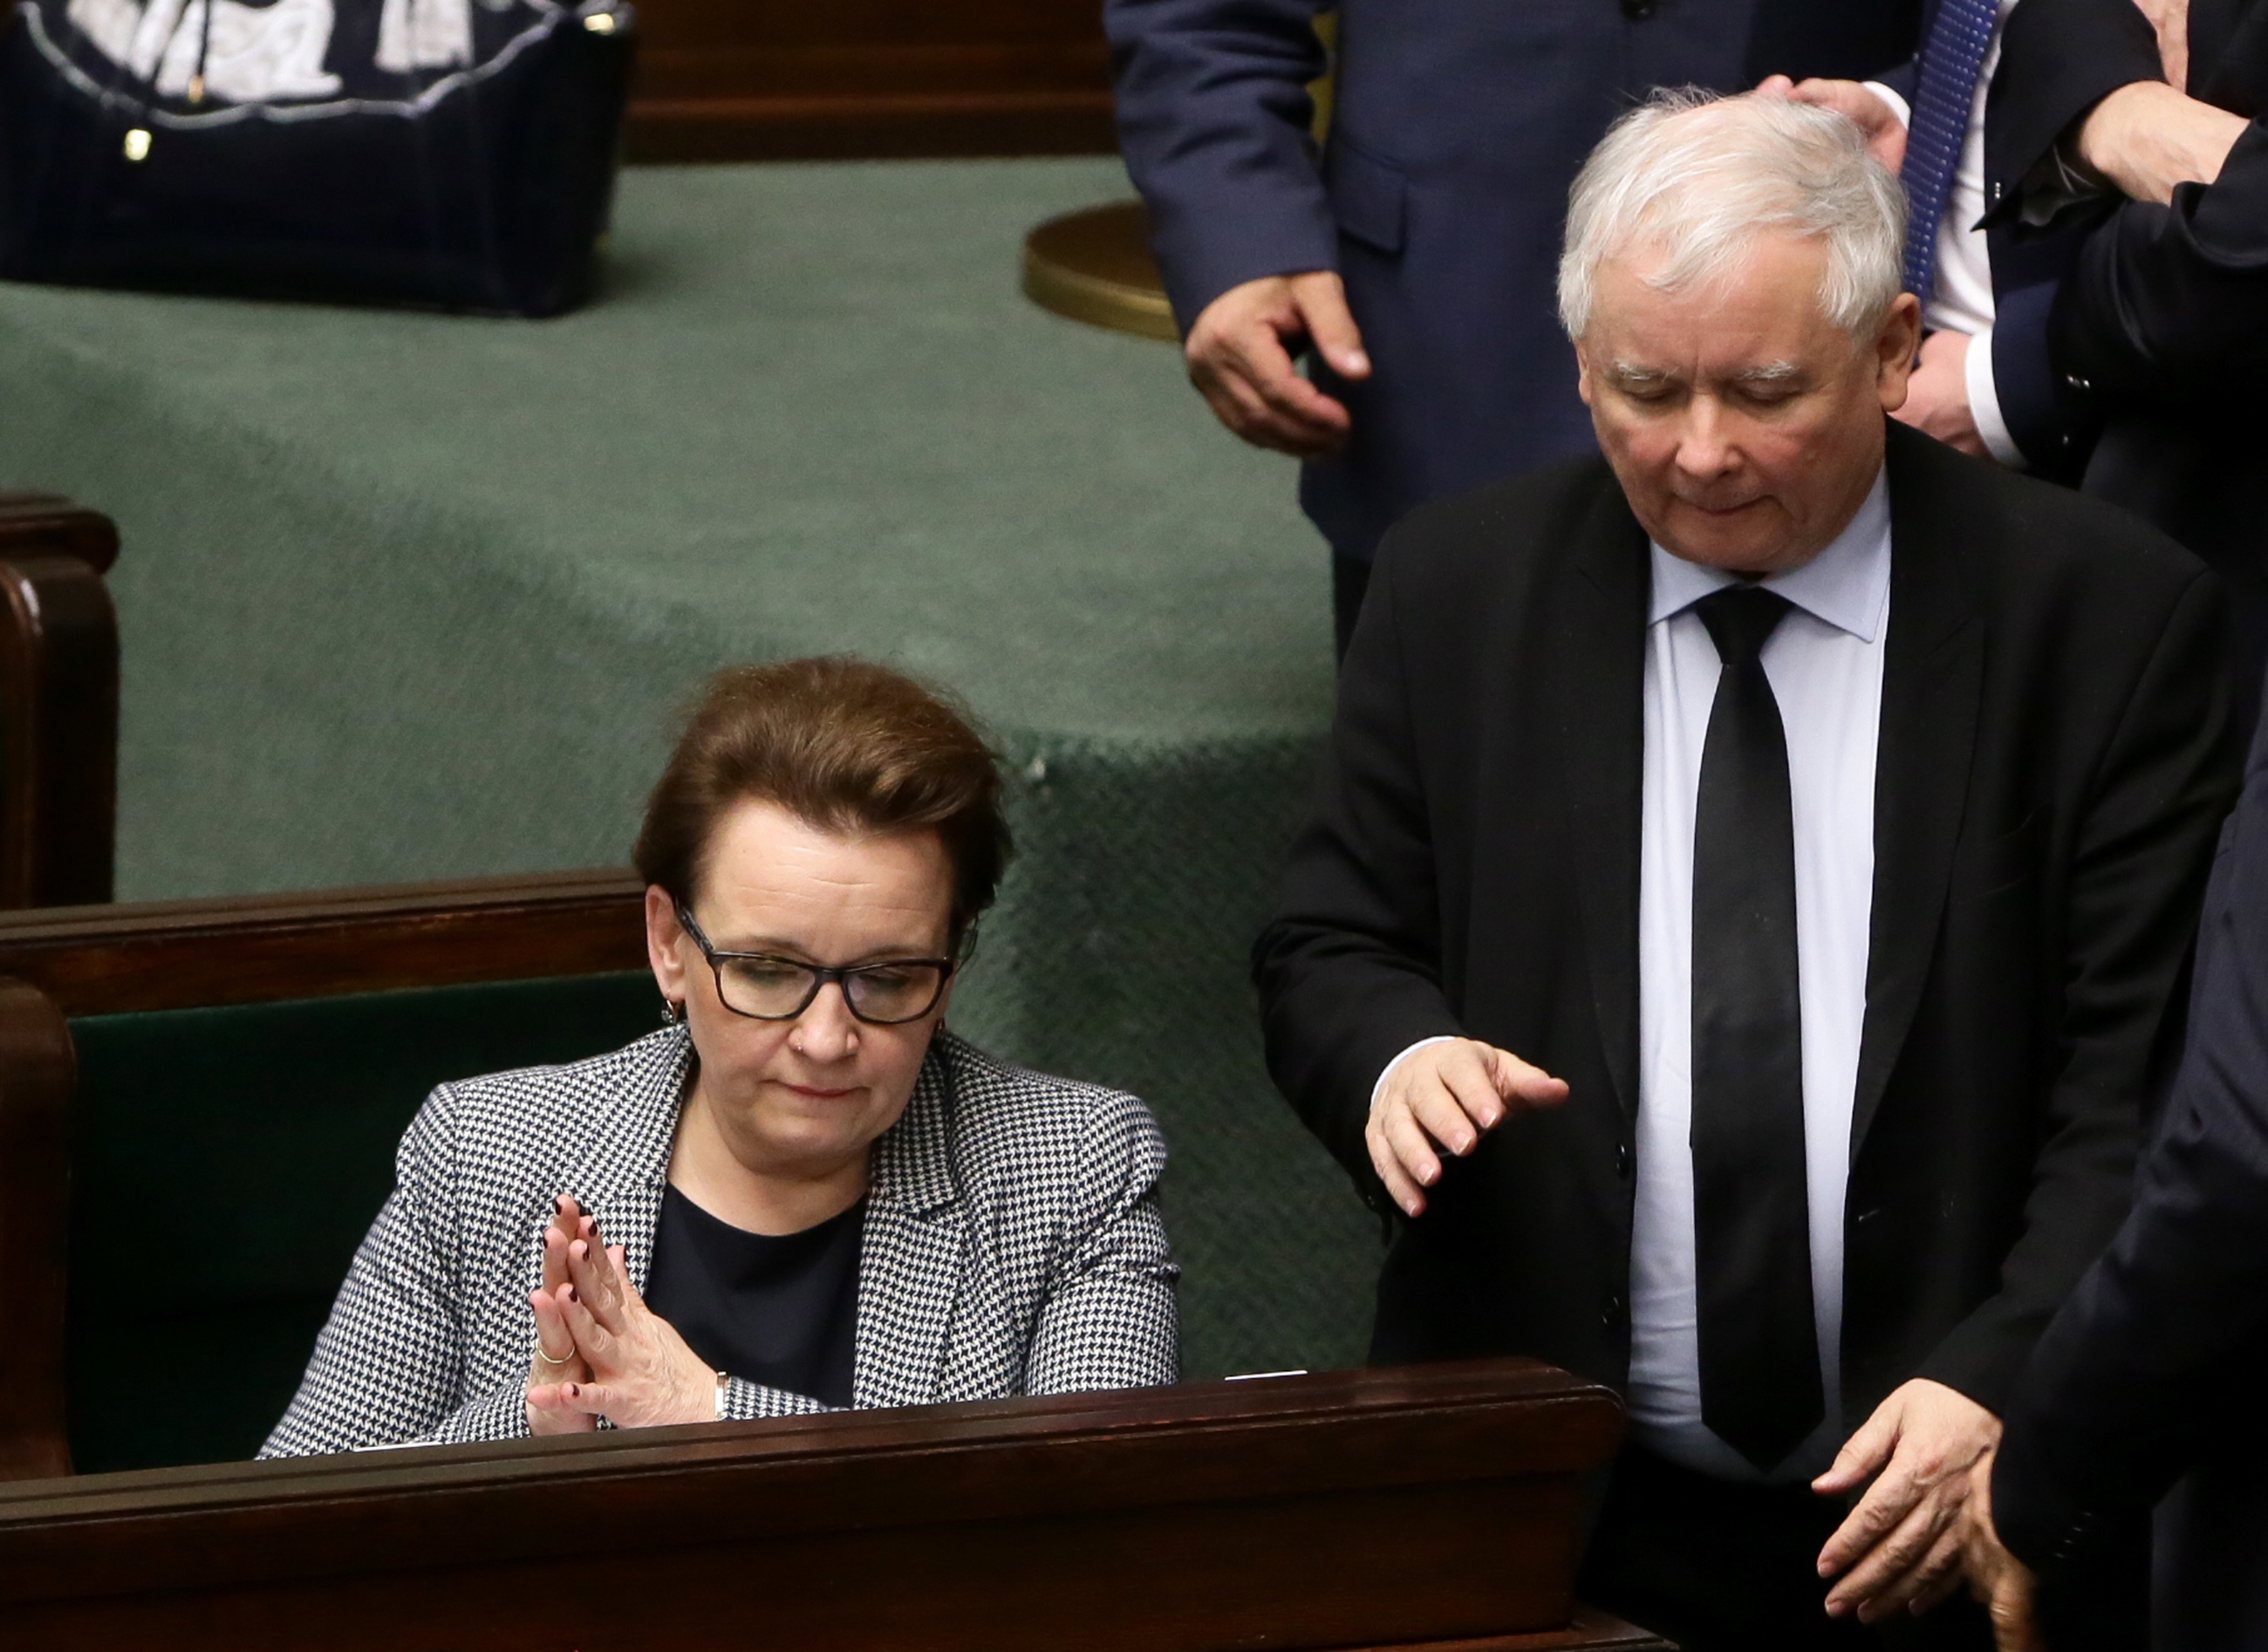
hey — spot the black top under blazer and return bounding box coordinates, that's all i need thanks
[1253,421,2242,1424]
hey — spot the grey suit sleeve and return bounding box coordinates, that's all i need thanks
[261,1085,528,1457]
[1021,1090,1179,1394]
[1103,0,1336,329]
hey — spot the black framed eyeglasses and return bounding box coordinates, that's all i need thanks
[675,905,959,1026]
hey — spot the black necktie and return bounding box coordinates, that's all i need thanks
[1690,585,1823,1472]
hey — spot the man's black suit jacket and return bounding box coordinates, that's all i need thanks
[1254,422,2239,1423]
[1997,0,2268,714]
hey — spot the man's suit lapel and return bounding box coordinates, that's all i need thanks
[1853,430,1984,1157]
[852,1045,964,1408]
[1555,486,1651,1123]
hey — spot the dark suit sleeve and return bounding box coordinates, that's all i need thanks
[1989,0,2162,197]
[1994,726,2268,1576]
[1970,0,2163,468]
[1252,543,1467,1200]
[1104,0,1338,332]
[1985,0,2268,425]
[1985,280,2085,473]
[1918,569,2237,1411]
[2050,119,2268,411]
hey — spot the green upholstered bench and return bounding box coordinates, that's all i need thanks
[0,870,655,1477]
[0,494,118,908]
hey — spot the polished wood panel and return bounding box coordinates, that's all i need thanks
[0,871,649,1485]
[1342,1618,1672,1652]
[0,978,73,1483]
[621,0,1116,159]
[0,495,118,908]
[0,1361,1660,1651]
[0,557,116,909]
[0,495,120,576]
[0,868,646,1015]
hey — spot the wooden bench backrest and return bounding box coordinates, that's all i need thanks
[0,493,119,910]
[0,870,651,1478]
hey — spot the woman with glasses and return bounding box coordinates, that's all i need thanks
[262,657,1178,1454]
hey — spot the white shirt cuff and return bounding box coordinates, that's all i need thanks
[1862,81,1912,132]
[1370,1035,1461,1113]
[1964,324,2025,468]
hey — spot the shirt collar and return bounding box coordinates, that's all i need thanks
[1646,468,1891,644]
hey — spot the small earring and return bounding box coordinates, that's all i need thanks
[661,999,683,1026]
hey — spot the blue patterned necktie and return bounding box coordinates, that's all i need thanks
[1900,0,1999,304]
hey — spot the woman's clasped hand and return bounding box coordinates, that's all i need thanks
[525,1192,721,1433]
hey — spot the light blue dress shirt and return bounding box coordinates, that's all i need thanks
[1627,469,1892,1482]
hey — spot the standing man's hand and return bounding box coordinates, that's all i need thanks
[1959,1452,2045,1652]
[1892,330,1990,457]
[1756,77,1909,174]
[1185,271,1370,456]
[1814,1378,2004,1623]
[1367,1039,1568,1217]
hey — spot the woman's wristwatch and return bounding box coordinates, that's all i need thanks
[714,1369,729,1420]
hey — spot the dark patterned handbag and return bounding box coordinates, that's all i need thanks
[0,0,633,315]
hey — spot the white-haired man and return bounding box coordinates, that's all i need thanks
[1253,92,2239,1649]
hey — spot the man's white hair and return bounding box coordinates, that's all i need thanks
[1556,88,1908,339]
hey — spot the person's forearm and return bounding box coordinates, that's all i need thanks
[1990,0,2164,219]
[1257,927,1465,1191]
[2002,1154,2268,1561]
[2078,80,2249,205]
[1998,771,2268,1567]
[719,1376,834,1421]
[1024,1273,1180,1393]
[258,1163,468,1457]
[1105,0,1338,324]
[1254,554,1467,1193]
[1964,326,2025,467]
[2053,117,2268,399]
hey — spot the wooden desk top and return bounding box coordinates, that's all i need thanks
[0,1361,1647,1652]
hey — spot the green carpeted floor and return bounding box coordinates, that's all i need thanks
[0,157,1379,1386]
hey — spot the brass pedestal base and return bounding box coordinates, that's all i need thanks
[1021,201,1178,342]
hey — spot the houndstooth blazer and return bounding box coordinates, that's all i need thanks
[261,1027,1178,1456]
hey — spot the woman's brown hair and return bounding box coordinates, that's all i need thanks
[635,657,1012,949]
